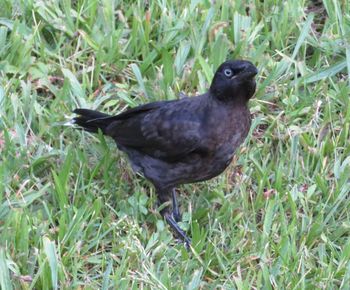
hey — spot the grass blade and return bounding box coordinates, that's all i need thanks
[0,248,12,290]
[43,237,58,290]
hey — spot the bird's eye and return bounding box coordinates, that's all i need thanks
[224,69,233,77]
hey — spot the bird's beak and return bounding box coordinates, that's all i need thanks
[233,66,258,80]
[238,66,258,79]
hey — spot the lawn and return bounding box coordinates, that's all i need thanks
[0,0,350,289]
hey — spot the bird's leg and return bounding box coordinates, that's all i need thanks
[157,188,191,247]
[164,212,191,248]
[171,189,181,222]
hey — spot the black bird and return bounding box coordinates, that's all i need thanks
[73,60,258,247]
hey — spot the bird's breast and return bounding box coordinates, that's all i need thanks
[205,105,251,170]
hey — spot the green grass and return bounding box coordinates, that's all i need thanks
[0,0,350,288]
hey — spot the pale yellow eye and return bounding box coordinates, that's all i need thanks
[224,69,233,77]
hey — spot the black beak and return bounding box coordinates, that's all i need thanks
[232,63,258,80]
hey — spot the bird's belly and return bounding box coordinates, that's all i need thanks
[191,131,248,181]
[126,131,247,189]
[174,149,236,185]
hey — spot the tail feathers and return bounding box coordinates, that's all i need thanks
[73,108,112,134]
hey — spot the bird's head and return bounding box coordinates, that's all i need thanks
[209,60,258,102]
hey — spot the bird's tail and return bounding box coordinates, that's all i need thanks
[73,108,112,134]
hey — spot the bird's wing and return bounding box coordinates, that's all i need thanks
[106,99,203,161]
[108,100,175,121]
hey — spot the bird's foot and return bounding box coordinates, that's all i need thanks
[164,213,191,248]
[172,210,182,223]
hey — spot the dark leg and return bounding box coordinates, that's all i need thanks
[164,212,191,248]
[157,188,191,247]
[172,189,181,222]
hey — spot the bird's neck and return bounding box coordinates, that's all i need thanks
[209,80,256,104]
[210,91,250,107]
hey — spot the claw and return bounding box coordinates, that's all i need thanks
[164,213,191,248]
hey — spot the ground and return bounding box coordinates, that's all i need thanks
[0,0,350,289]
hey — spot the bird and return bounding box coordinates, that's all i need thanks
[73,60,258,247]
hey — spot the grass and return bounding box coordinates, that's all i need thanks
[0,0,349,288]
